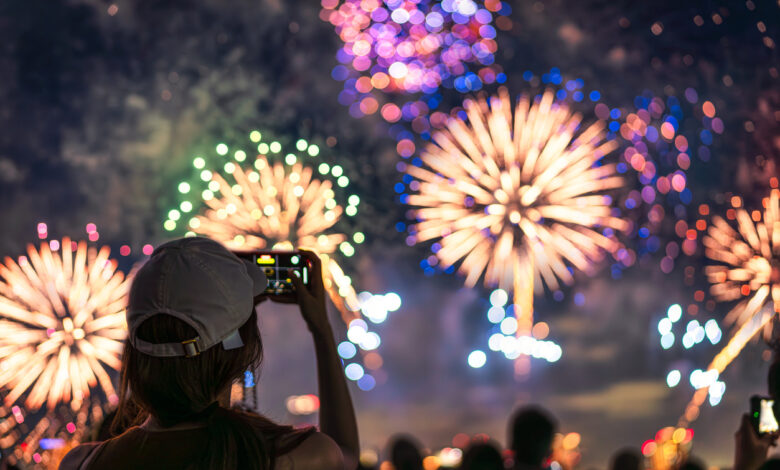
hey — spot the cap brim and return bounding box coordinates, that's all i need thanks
[241,259,268,296]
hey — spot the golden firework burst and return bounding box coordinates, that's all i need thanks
[407,88,628,335]
[681,189,780,424]
[0,239,128,411]
[188,155,362,321]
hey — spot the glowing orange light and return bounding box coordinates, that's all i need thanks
[702,101,716,118]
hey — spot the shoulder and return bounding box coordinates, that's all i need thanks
[276,432,345,470]
[58,442,102,470]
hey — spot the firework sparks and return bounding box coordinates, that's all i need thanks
[0,239,127,410]
[0,238,128,464]
[165,133,394,390]
[182,154,362,322]
[407,88,628,340]
[321,0,510,121]
[680,189,780,424]
[614,89,723,273]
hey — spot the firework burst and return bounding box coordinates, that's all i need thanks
[321,0,510,121]
[174,145,363,322]
[680,189,780,424]
[165,133,394,390]
[0,238,129,463]
[407,87,628,338]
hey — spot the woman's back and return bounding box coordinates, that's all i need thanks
[60,412,343,470]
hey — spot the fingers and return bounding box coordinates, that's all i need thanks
[740,413,757,438]
[298,249,325,297]
[287,268,310,304]
[288,268,304,290]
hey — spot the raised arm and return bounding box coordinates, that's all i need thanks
[289,250,359,469]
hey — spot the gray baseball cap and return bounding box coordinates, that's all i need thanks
[127,237,267,358]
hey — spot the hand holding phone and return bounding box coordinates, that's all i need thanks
[233,250,312,298]
[751,396,780,435]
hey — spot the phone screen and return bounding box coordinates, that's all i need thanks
[235,251,310,295]
[754,398,780,434]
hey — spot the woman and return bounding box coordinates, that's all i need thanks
[60,237,359,470]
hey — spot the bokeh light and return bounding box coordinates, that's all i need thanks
[321,0,511,121]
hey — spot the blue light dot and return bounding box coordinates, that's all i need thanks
[574,293,585,306]
[337,341,357,359]
[357,374,376,391]
[394,183,405,193]
[331,65,349,81]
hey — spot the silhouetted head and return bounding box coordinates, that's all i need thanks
[389,435,424,470]
[608,448,642,470]
[508,406,557,468]
[759,458,780,470]
[679,456,706,470]
[460,441,504,470]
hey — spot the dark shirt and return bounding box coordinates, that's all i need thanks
[59,415,313,470]
[62,426,212,470]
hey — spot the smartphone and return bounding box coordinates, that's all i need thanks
[751,395,779,435]
[233,251,311,296]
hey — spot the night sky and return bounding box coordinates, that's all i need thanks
[0,0,778,467]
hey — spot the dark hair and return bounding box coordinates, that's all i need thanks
[508,406,557,467]
[115,310,307,470]
[460,441,504,470]
[388,435,424,470]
